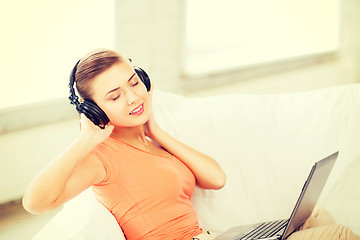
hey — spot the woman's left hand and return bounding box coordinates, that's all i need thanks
[143,87,226,190]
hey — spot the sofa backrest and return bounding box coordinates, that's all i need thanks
[153,84,360,233]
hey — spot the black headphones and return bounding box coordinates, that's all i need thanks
[68,59,151,129]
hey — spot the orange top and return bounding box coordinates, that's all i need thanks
[91,136,202,240]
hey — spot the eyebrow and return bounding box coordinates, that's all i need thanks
[104,73,136,97]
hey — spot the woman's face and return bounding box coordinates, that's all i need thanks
[90,61,150,128]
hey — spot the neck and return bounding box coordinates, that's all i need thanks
[110,124,149,145]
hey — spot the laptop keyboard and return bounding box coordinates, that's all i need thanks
[235,219,288,240]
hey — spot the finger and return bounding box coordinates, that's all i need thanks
[80,113,89,121]
[147,89,153,103]
[80,113,89,124]
[79,113,85,124]
[148,83,154,95]
[149,86,154,96]
[104,124,115,134]
[105,123,114,130]
[80,113,98,130]
[81,113,96,124]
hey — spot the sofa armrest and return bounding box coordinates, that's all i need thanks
[33,188,125,240]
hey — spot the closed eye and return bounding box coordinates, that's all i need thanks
[131,82,139,87]
[111,94,120,101]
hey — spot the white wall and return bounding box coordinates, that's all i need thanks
[0,120,78,203]
[185,0,360,97]
[0,0,115,109]
[1,0,360,203]
[113,0,360,96]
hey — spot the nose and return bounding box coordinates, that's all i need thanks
[126,89,138,105]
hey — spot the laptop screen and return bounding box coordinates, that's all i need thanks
[282,152,338,239]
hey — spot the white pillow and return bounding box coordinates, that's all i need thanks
[33,188,125,240]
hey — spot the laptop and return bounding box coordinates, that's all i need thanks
[214,151,338,240]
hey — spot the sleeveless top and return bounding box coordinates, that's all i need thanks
[91,136,203,240]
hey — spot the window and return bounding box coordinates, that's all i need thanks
[183,0,340,76]
[0,0,114,109]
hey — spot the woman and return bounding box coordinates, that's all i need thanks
[23,49,359,240]
[23,49,226,240]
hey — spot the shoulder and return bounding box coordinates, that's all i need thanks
[92,137,124,154]
[76,152,107,185]
[89,137,125,183]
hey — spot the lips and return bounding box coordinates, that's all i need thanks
[129,104,144,115]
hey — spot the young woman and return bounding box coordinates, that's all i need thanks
[23,49,359,240]
[23,49,226,240]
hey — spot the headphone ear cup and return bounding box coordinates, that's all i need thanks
[79,100,110,129]
[134,67,151,92]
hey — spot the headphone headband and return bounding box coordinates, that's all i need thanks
[68,58,150,129]
[68,60,81,112]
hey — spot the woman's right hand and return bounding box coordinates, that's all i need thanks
[79,113,114,149]
[23,114,112,214]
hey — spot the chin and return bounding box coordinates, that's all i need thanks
[111,114,150,128]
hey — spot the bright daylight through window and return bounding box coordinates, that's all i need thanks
[183,0,340,76]
[0,0,114,109]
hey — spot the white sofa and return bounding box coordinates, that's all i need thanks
[34,84,360,239]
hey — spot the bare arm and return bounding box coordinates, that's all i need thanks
[145,93,226,190]
[22,115,114,214]
[151,129,226,190]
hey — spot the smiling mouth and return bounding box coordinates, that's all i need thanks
[129,104,144,115]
